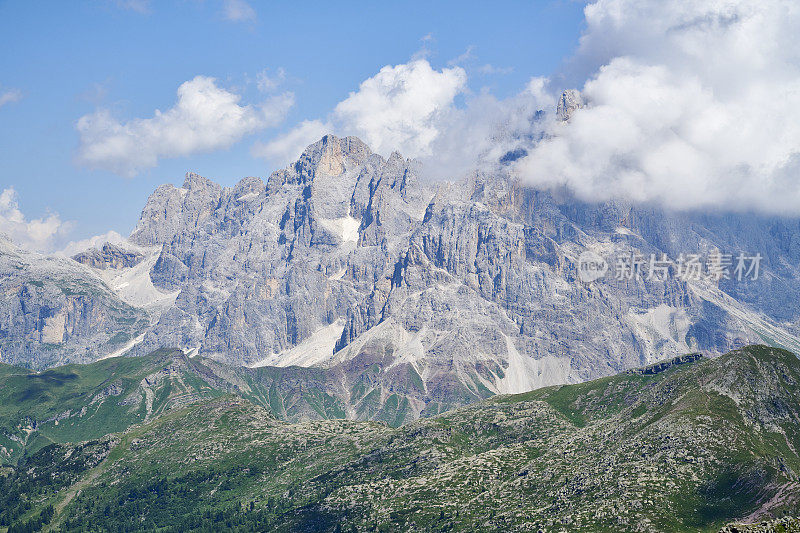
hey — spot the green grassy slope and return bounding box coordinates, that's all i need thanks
[0,349,224,465]
[0,348,441,469]
[2,345,800,532]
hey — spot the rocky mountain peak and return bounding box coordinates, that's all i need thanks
[182,171,222,195]
[556,89,584,121]
[266,135,373,194]
[300,135,372,174]
[182,171,202,188]
[129,172,223,246]
[319,143,344,177]
[0,232,16,253]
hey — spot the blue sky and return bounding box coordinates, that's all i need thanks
[0,0,585,247]
[3,0,798,252]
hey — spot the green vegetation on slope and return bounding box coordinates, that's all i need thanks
[0,346,438,469]
[0,349,224,465]
[1,345,800,532]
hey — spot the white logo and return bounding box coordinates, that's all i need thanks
[577,250,608,283]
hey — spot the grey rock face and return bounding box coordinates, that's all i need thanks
[128,135,432,370]
[0,236,149,369]
[73,242,144,270]
[112,134,800,419]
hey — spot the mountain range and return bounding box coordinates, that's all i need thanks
[3,122,800,422]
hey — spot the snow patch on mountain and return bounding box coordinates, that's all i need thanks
[318,215,360,244]
[251,318,346,368]
[496,334,572,394]
[91,246,179,313]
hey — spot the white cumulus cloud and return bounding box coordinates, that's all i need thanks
[0,189,129,255]
[255,60,467,167]
[77,75,293,177]
[59,230,126,257]
[0,188,73,252]
[331,60,466,158]
[256,67,286,92]
[254,0,800,214]
[112,0,151,14]
[515,0,800,214]
[420,77,555,180]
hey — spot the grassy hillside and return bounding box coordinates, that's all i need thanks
[2,345,800,532]
[0,348,444,467]
[0,349,224,465]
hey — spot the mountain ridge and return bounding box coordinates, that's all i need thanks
[3,131,800,423]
